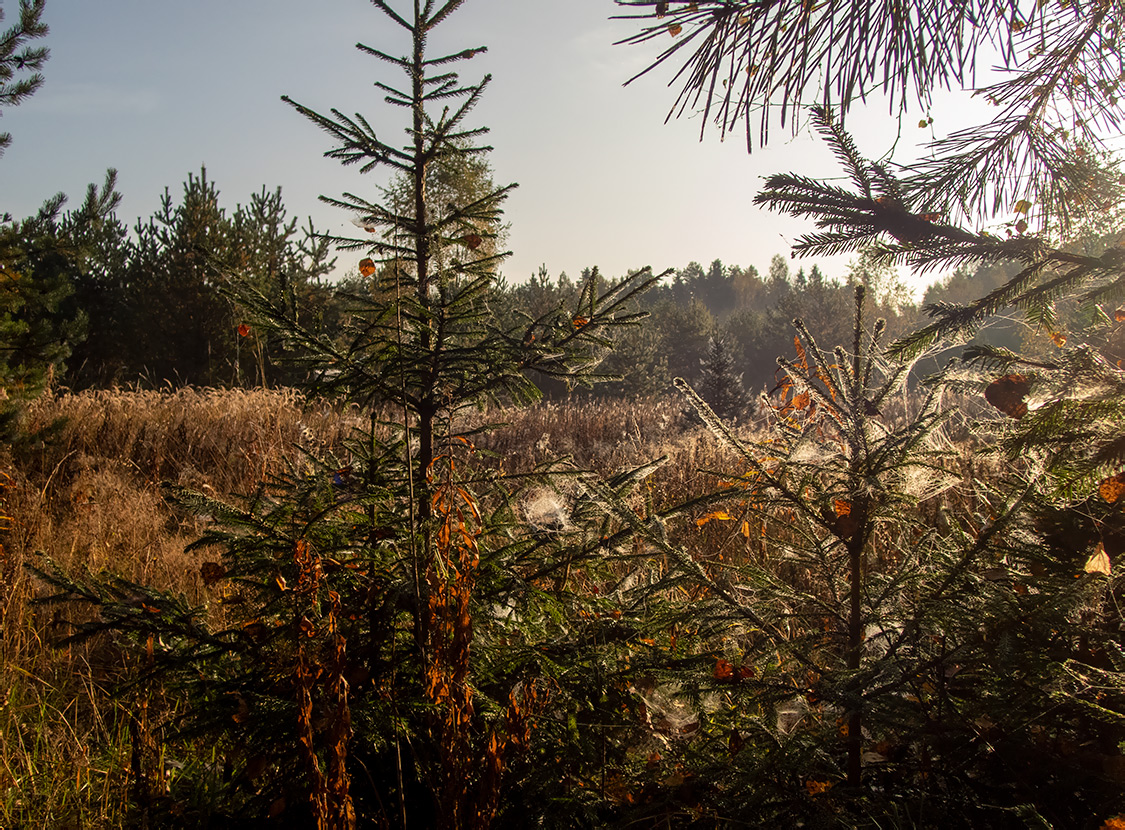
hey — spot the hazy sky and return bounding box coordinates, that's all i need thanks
[2,0,994,289]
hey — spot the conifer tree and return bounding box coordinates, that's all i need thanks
[34,2,663,827]
[616,3,1125,823]
[73,170,336,388]
[616,0,1124,230]
[0,172,119,432]
[697,335,745,421]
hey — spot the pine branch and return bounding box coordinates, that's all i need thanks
[369,0,413,31]
[0,0,48,157]
[424,46,487,67]
[280,97,413,173]
[425,0,470,31]
[354,42,409,69]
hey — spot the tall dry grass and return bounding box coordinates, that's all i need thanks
[0,385,987,824]
[1,388,365,826]
[2,386,746,825]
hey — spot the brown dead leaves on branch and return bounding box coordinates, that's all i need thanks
[425,445,540,830]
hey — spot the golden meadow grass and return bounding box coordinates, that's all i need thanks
[0,387,765,825]
[0,386,992,825]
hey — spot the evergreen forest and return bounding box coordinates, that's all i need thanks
[3,0,1125,827]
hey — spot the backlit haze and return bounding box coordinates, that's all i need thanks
[1,0,997,291]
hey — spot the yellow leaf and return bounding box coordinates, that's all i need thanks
[806,779,833,796]
[1049,330,1067,348]
[1085,545,1112,575]
[696,511,734,527]
[918,119,928,128]
[741,520,751,539]
[1014,199,1032,214]
[668,23,682,36]
[359,258,376,277]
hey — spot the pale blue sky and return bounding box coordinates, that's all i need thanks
[2,0,989,288]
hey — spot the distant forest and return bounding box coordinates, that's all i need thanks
[16,169,1059,412]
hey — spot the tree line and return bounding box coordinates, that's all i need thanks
[3,162,1057,418]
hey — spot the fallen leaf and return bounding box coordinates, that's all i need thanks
[1085,545,1112,575]
[243,620,269,643]
[359,258,376,277]
[984,374,1031,418]
[1099,472,1125,504]
[232,694,251,724]
[806,779,833,796]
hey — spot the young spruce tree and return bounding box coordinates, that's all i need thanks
[697,335,746,421]
[615,2,1125,823]
[34,2,664,828]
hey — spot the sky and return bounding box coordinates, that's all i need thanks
[1,0,997,291]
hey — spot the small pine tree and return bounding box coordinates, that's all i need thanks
[697,335,746,420]
[615,15,1125,816]
[33,2,664,827]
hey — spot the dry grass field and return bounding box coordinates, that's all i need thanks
[0,387,758,826]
